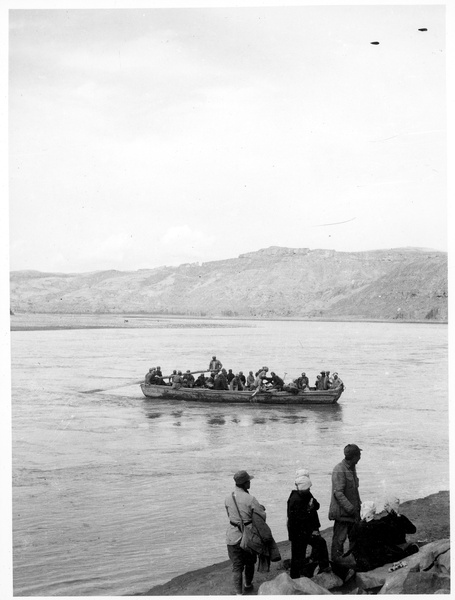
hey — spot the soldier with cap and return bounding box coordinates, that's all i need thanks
[225,470,266,595]
[328,444,362,565]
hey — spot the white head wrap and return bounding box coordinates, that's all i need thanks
[294,469,312,491]
[383,495,400,514]
[360,501,376,522]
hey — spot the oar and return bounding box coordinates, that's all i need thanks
[81,379,144,394]
[81,370,209,394]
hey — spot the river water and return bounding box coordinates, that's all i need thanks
[11,317,448,596]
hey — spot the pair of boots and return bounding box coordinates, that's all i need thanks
[233,569,254,595]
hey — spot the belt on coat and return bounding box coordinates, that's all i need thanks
[230,521,252,529]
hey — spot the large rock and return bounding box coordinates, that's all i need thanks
[405,539,450,572]
[312,571,344,590]
[258,573,305,595]
[355,539,451,594]
[437,549,450,575]
[356,564,391,590]
[379,571,450,594]
[378,539,451,594]
[293,576,333,595]
[258,572,332,595]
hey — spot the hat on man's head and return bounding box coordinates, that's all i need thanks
[344,444,362,459]
[234,470,254,485]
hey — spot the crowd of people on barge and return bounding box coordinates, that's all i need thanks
[226,444,419,595]
[144,355,344,393]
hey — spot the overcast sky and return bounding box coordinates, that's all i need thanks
[8,4,446,273]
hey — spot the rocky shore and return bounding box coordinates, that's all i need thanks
[139,491,449,596]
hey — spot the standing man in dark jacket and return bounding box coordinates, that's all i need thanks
[328,444,362,563]
[287,469,330,578]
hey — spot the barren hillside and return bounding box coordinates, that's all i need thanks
[10,246,448,321]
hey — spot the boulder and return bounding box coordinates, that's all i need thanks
[258,573,305,595]
[312,571,344,590]
[437,549,450,575]
[356,564,391,590]
[379,570,450,594]
[257,572,332,595]
[293,576,333,595]
[405,539,450,572]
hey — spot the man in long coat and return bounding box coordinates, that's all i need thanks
[328,444,362,563]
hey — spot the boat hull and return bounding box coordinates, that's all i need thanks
[140,383,343,405]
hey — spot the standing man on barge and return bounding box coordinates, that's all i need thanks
[209,355,223,372]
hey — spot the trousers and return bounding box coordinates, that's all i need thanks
[290,535,330,579]
[227,542,256,593]
[330,520,355,562]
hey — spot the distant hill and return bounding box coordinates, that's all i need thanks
[10,246,448,322]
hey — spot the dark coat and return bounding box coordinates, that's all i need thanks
[287,490,321,541]
[328,459,361,522]
[351,512,417,571]
[379,512,416,544]
[214,374,228,390]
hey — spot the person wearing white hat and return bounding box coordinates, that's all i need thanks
[224,470,266,595]
[360,500,377,522]
[287,469,330,579]
[350,496,418,571]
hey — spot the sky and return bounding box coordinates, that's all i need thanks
[7,4,447,273]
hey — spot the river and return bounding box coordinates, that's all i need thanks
[11,316,448,596]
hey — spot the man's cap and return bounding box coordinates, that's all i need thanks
[320,371,326,375]
[234,470,254,485]
[212,355,216,359]
[344,444,362,459]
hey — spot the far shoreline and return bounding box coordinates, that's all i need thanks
[10,312,448,331]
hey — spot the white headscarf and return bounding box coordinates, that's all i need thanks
[383,495,400,514]
[360,501,376,522]
[295,469,312,491]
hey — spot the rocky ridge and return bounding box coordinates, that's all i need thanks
[258,539,450,595]
[10,246,448,321]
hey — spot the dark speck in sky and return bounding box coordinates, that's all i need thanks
[418,28,428,32]
[371,41,380,45]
